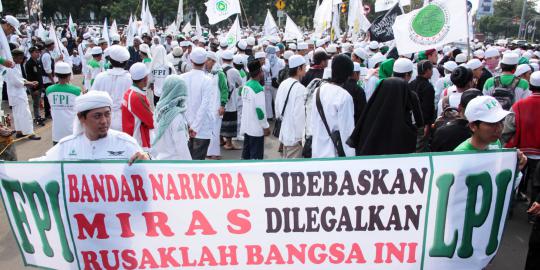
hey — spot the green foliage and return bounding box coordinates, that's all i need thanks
[477,0,539,39]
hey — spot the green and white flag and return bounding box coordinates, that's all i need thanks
[224,16,241,48]
[110,19,118,37]
[392,0,468,55]
[182,21,192,35]
[205,0,241,25]
[68,14,77,39]
[195,12,203,39]
[176,0,184,25]
[263,10,279,38]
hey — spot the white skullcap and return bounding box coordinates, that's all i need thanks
[190,47,207,64]
[327,44,338,54]
[91,47,103,55]
[283,50,294,60]
[393,58,413,73]
[297,42,308,50]
[237,40,248,50]
[233,55,244,65]
[61,37,68,43]
[353,48,368,60]
[530,71,540,87]
[502,52,519,65]
[107,45,130,62]
[5,15,21,35]
[368,53,386,69]
[139,44,151,54]
[515,64,532,77]
[55,62,72,75]
[369,41,379,50]
[289,55,306,69]
[315,39,325,48]
[474,49,485,59]
[255,51,266,59]
[523,51,533,60]
[219,39,228,47]
[129,62,149,81]
[172,46,183,57]
[443,46,452,55]
[75,91,113,113]
[180,41,190,47]
[443,61,458,72]
[323,67,332,79]
[467,59,483,70]
[247,36,256,46]
[83,32,91,39]
[221,50,234,61]
[206,51,217,62]
[534,51,540,59]
[484,48,500,58]
[531,63,540,72]
[455,53,468,64]
[289,43,297,50]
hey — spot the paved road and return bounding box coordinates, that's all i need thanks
[0,75,533,269]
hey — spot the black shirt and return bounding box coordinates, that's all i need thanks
[431,118,471,152]
[24,57,44,89]
[477,68,493,91]
[301,68,324,87]
[409,76,435,125]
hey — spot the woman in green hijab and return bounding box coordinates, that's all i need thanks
[151,75,192,160]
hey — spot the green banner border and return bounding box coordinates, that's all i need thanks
[0,149,517,269]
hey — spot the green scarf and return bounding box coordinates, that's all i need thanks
[152,75,188,145]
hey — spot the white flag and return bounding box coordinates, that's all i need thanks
[48,23,63,59]
[68,14,77,39]
[331,3,341,41]
[182,21,192,35]
[195,13,203,38]
[37,23,47,40]
[314,0,333,38]
[263,10,279,37]
[348,0,371,34]
[224,16,241,48]
[126,14,135,46]
[375,0,410,12]
[205,0,241,25]
[392,0,468,55]
[177,0,184,24]
[166,22,178,35]
[284,15,303,41]
[110,19,118,36]
[146,3,155,30]
[140,0,146,22]
[102,18,110,46]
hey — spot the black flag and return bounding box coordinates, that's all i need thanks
[368,3,403,43]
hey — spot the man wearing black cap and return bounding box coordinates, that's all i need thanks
[25,46,45,126]
[239,60,270,160]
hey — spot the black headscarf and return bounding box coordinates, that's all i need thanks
[347,77,423,156]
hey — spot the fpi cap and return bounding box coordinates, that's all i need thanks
[465,96,510,123]
[393,58,414,73]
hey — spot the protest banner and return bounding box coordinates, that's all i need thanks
[0,150,517,269]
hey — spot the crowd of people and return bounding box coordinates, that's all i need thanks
[1,14,540,268]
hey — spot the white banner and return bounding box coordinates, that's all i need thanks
[392,0,468,55]
[0,151,518,269]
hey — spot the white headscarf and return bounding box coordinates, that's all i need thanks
[73,91,113,135]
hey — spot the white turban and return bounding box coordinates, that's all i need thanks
[75,91,113,113]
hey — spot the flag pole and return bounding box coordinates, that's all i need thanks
[239,0,250,29]
[465,0,472,60]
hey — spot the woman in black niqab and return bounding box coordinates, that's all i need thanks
[346,77,424,156]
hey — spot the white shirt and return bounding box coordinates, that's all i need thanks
[41,51,54,84]
[364,74,379,102]
[179,69,214,139]
[150,63,174,97]
[223,64,243,112]
[34,129,141,161]
[46,84,80,142]
[151,115,192,160]
[240,80,270,137]
[5,65,27,106]
[434,74,452,107]
[91,68,132,131]
[275,78,306,146]
[311,83,355,158]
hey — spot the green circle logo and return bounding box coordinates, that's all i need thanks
[217,1,228,12]
[409,3,450,45]
[412,5,445,37]
[227,36,235,45]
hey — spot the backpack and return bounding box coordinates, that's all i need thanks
[492,76,520,110]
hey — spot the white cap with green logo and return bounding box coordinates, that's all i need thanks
[465,96,510,123]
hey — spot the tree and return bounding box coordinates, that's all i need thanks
[477,0,539,39]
